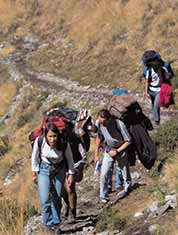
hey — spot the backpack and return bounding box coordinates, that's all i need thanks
[107,92,141,125]
[28,114,67,147]
[29,107,92,151]
[141,50,161,65]
[142,50,174,80]
[143,61,174,80]
[107,92,156,169]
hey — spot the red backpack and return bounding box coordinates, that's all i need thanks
[28,114,66,147]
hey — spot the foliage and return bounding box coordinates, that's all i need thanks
[152,118,178,152]
[0,198,37,233]
[96,207,127,232]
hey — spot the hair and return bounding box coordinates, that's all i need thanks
[98,109,111,120]
[44,123,60,138]
[44,123,66,150]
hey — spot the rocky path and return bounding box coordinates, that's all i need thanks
[1,36,178,235]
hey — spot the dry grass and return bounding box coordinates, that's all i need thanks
[0,81,17,117]
[161,152,178,192]
[0,0,18,27]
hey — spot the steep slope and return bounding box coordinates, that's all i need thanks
[0,1,178,235]
[1,0,178,89]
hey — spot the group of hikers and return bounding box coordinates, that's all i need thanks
[30,50,175,233]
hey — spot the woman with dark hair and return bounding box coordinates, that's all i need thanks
[32,123,74,232]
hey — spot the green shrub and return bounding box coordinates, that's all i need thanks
[96,207,127,232]
[152,118,178,152]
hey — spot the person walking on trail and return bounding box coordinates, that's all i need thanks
[95,135,124,194]
[31,123,74,233]
[143,51,174,125]
[94,109,132,203]
[144,60,163,125]
[62,131,87,223]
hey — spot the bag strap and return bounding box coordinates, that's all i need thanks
[37,134,68,168]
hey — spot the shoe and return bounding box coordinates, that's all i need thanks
[64,205,69,218]
[115,187,123,193]
[100,198,109,204]
[108,187,112,194]
[117,190,128,199]
[155,121,160,125]
[67,208,76,224]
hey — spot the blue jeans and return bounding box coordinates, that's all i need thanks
[38,161,66,227]
[149,90,160,122]
[100,151,131,199]
[108,161,123,191]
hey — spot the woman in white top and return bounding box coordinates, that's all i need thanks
[32,123,74,232]
[144,60,166,125]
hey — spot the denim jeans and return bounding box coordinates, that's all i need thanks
[149,90,160,122]
[108,161,123,191]
[100,151,131,199]
[38,161,66,227]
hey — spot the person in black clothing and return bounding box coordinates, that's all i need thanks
[62,131,87,222]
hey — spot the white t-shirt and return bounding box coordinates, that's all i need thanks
[31,137,74,174]
[146,68,160,92]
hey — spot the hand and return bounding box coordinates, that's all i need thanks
[94,155,99,164]
[144,92,149,99]
[32,172,38,184]
[67,174,74,187]
[109,150,117,158]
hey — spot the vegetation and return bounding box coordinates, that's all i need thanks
[96,207,127,232]
[0,0,178,234]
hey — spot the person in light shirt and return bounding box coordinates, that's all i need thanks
[32,123,74,232]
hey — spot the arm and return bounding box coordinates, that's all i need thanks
[94,135,101,163]
[65,143,75,186]
[31,137,41,183]
[78,143,87,160]
[144,78,149,97]
[109,120,131,158]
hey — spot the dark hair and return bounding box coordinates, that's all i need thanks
[98,109,111,120]
[44,123,60,139]
[44,123,66,150]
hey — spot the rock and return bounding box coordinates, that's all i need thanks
[131,171,141,180]
[147,201,159,217]
[158,204,170,216]
[148,224,159,233]
[134,212,144,217]
[165,194,177,209]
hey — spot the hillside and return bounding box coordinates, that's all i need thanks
[1,1,178,88]
[1,1,178,235]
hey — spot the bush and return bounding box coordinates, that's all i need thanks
[152,118,178,152]
[96,207,127,232]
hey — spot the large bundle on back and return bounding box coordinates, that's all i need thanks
[107,90,157,169]
[108,92,146,127]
